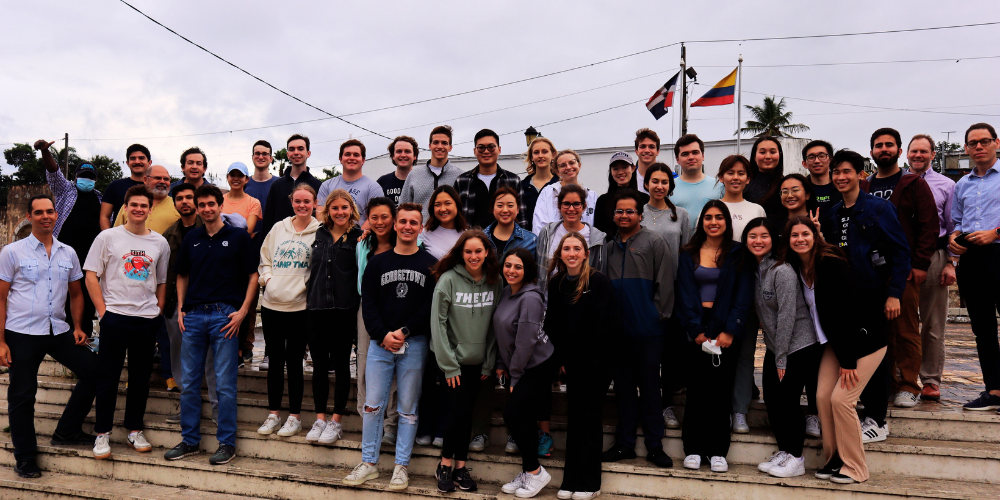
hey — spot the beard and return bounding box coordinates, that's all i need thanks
[874,151,900,169]
[151,186,170,197]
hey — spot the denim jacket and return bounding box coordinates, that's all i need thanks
[483,222,538,260]
[307,225,364,310]
[675,245,754,341]
[823,191,911,299]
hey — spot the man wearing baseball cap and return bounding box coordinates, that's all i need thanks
[594,151,649,237]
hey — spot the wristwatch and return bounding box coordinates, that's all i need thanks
[401,326,410,338]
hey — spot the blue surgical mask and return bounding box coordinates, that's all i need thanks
[76,178,96,192]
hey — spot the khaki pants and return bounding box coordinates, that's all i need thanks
[356,308,398,434]
[888,282,921,395]
[919,249,949,387]
[817,345,886,483]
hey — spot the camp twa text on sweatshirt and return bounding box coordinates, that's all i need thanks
[258,216,321,312]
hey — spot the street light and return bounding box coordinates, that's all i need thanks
[525,126,539,146]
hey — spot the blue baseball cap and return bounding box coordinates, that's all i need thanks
[75,162,97,179]
[227,162,249,177]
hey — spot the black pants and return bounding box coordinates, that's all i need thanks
[661,317,687,409]
[682,333,741,459]
[64,279,96,338]
[957,245,1000,392]
[417,351,449,439]
[441,364,483,461]
[6,329,98,461]
[261,307,308,413]
[614,336,665,451]
[804,352,820,415]
[561,363,611,493]
[856,291,891,427]
[505,360,554,472]
[762,343,823,457]
[94,312,158,434]
[307,306,357,415]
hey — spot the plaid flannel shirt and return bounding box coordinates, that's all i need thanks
[453,164,528,228]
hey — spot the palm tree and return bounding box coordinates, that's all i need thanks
[739,96,810,138]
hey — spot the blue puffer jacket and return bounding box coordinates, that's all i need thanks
[822,191,911,299]
[675,245,754,341]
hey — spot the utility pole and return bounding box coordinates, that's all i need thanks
[940,130,956,173]
[680,44,688,136]
[736,55,743,155]
[62,133,69,177]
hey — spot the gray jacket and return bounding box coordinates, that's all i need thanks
[492,283,553,387]
[755,253,818,369]
[398,160,462,221]
[535,222,606,294]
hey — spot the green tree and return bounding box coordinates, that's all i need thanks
[320,166,341,181]
[87,155,123,193]
[272,148,288,176]
[933,141,963,172]
[4,143,46,185]
[739,96,810,138]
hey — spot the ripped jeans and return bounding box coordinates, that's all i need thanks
[360,337,428,466]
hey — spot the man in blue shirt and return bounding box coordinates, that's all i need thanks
[0,194,99,478]
[948,122,1000,412]
[163,185,259,465]
[245,140,277,217]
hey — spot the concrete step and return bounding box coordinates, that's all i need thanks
[0,438,994,500]
[0,466,262,499]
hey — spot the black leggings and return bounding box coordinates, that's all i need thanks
[561,364,611,493]
[762,343,824,457]
[441,364,483,461]
[261,307,308,414]
[307,306,358,415]
[505,360,554,472]
[682,314,741,459]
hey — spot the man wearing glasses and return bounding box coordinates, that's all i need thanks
[113,165,181,234]
[102,144,151,230]
[246,140,277,217]
[948,122,1000,412]
[453,129,528,229]
[596,189,674,468]
[802,140,841,216]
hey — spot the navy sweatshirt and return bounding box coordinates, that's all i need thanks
[360,248,438,344]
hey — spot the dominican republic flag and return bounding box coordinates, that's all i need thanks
[645,72,680,120]
[692,68,737,107]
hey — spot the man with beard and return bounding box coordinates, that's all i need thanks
[169,147,213,197]
[101,144,150,230]
[114,165,181,233]
[860,128,938,414]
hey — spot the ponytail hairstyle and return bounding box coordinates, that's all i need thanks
[431,229,501,285]
[779,215,845,285]
[682,199,734,267]
[548,231,593,304]
[643,162,678,222]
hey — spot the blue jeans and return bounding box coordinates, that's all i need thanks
[361,337,428,466]
[180,303,239,447]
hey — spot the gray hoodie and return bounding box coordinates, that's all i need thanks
[492,283,553,387]
[755,253,818,369]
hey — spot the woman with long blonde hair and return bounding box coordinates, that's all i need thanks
[521,137,559,232]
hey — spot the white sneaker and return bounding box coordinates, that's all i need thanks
[894,391,918,408]
[505,435,520,454]
[305,419,327,442]
[387,464,408,491]
[557,490,574,500]
[318,419,343,444]
[805,415,822,438]
[515,466,551,498]
[432,437,444,448]
[415,435,433,446]
[731,413,749,433]
[343,462,379,485]
[571,491,601,500]
[683,454,701,469]
[769,455,805,478]
[757,450,788,473]
[469,434,488,452]
[663,406,680,429]
[277,415,302,437]
[710,456,728,473]
[93,433,111,459]
[127,431,151,452]
[258,356,269,371]
[502,472,529,494]
[861,417,889,443]
[257,414,281,435]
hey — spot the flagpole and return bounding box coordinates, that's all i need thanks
[680,43,688,136]
[736,54,743,155]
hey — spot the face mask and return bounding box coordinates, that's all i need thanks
[76,178,96,192]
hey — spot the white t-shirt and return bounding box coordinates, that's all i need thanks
[635,171,648,194]
[800,274,828,344]
[531,184,598,236]
[429,165,444,176]
[317,175,385,219]
[477,171,497,188]
[83,226,170,318]
[722,200,766,242]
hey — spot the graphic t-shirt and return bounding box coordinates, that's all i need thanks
[83,226,170,318]
[810,182,842,215]
[722,200,767,242]
[377,172,407,206]
[317,175,385,220]
[360,248,438,343]
[836,207,852,249]
[868,170,902,201]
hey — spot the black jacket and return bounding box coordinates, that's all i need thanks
[307,225,364,310]
[259,169,323,244]
[814,254,887,369]
[675,245,755,341]
[544,271,621,371]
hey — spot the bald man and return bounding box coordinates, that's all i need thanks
[113,165,180,234]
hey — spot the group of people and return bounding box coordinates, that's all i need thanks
[1,121,998,499]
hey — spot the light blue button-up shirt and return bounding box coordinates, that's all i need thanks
[952,159,1000,244]
[0,233,84,335]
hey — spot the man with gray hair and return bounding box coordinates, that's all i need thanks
[113,164,181,234]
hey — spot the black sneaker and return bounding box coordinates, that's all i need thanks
[453,466,477,491]
[815,455,843,480]
[50,431,96,446]
[646,449,673,468]
[601,443,637,462]
[830,472,856,484]
[14,459,41,478]
[963,391,1000,411]
[209,444,236,465]
[164,441,201,461]
[436,463,455,493]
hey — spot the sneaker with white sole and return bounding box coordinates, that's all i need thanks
[860,416,888,443]
[894,391,918,408]
[432,436,444,448]
[415,435,433,446]
[505,435,520,454]
[127,431,151,452]
[710,456,728,472]
[757,450,788,473]
[683,454,701,469]
[93,433,111,460]
[805,415,822,438]
[502,472,529,494]
[469,434,488,452]
[257,414,281,435]
[768,454,805,478]
[387,464,409,491]
[277,415,302,437]
[571,491,601,500]
[731,413,749,433]
[557,491,574,500]
[515,466,551,498]
[258,356,269,371]
[343,462,379,485]
[318,419,343,445]
[305,419,327,442]
[663,406,680,429]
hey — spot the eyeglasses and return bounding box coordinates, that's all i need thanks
[560,201,583,209]
[557,160,579,169]
[967,138,996,148]
[147,175,171,182]
[780,187,803,196]
[805,153,829,161]
[252,152,271,157]
[614,209,637,215]
[475,144,498,153]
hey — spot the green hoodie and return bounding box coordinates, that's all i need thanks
[430,265,503,378]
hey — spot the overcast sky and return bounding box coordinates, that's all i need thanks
[2,1,997,179]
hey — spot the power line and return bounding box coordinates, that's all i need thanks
[686,21,1000,44]
[698,55,1000,68]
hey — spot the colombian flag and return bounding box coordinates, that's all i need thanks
[691,68,737,107]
